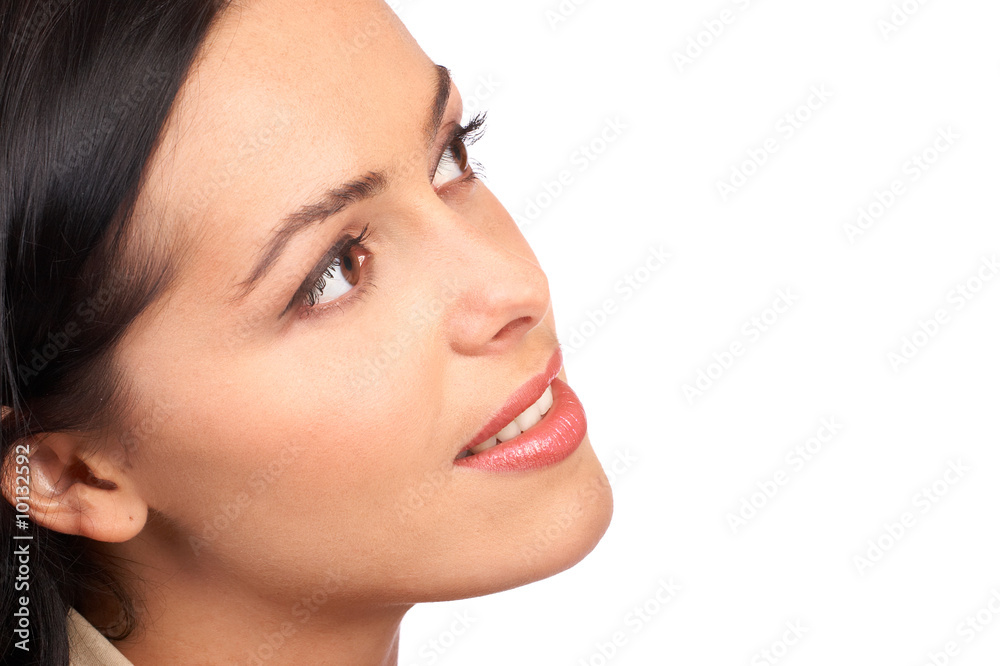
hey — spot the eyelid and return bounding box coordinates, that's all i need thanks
[428,113,487,183]
[282,225,370,317]
[428,122,463,182]
[282,114,488,319]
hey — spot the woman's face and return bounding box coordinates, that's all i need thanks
[111,0,612,609]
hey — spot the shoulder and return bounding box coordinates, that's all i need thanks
[67,608,134,666]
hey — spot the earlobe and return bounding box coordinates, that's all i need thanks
[2,433,148,543]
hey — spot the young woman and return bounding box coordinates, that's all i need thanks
[0,0,613,663]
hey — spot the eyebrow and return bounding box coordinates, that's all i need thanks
[233,64,453,301]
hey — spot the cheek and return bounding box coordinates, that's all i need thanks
[145,389,392,504]
[125,309,448,536]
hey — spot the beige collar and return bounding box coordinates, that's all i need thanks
[67,608,134,666]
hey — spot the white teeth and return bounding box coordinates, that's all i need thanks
[470,436,498,454]
[514,404,542,432]
[461,384,557,458]
[496,420,521,443]
[536,386,554,415]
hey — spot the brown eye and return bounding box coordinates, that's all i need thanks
[450,139,469,172]
[305,239,371,307]
[340,244,368,287]
[432,138,471,189]
[431,113,487,190]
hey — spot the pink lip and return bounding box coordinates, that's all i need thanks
[454,349,588,472]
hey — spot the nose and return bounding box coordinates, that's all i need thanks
[440,224,551,356]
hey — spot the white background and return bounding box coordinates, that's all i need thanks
[395,1,1000,664]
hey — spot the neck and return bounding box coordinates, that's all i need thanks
[112,581,408,665]
[97,541,409,665]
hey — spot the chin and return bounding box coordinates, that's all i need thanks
[429,440,614,603]
[515,440,614,582]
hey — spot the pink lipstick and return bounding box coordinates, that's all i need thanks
[454,350,587,473]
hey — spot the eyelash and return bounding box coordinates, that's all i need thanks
[300,224,372,309]
[441,112,488,182]
[294,115,489,315]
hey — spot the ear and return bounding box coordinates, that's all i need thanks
[2,432,147,542]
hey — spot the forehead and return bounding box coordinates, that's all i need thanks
[137,0,435,269]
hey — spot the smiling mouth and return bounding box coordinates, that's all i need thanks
[455,384,554,460]
[452,350,588,472]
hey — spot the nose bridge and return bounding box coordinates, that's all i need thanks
[425,203,551,355]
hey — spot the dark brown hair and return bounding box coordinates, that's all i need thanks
[1,1,229,662]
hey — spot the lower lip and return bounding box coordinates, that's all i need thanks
[454,378,587,473]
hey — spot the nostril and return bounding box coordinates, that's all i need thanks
[492,316,533,342]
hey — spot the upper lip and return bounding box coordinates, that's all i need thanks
[457,349,564,456]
